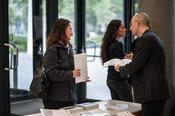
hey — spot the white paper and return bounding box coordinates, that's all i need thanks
[105,100,129,111]
[106,103,128,110]
[78,112,112,116]
[62,106,84,113]
[40,109,70,116]
[76,102,99,110]
[103,59,131,68]
[74,53,89,83]
[78,111,134,116]
[116,111,135,116]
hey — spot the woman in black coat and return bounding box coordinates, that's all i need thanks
[42,18,81,109]
[100,20,132,102]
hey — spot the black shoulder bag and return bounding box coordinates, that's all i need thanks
[30,47,60,100]
[29,61,50,100]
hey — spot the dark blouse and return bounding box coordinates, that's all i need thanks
[107,40,126,80]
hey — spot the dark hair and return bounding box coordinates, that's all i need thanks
[100,19,121,64]
[47,18,70,47]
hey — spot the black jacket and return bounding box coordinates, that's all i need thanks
[120,30,169,103]
[42,43,77,102]
[107,40,126,80]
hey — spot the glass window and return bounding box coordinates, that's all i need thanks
[58,0,75,46]
[8,0,33,92]
[86,0,124,100]
[135,0,138,13]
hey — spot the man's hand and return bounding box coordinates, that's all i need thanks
[114,65,120,72]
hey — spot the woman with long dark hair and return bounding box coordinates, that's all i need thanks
[42,18,81,109]
[100,19,132,102]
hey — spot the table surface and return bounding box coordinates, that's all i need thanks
[25,100,141,116]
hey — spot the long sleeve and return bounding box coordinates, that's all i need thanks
[119,36,151,78]
[42,46,73,82]
[108,40,125,60]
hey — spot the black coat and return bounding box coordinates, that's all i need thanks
[42,43,77,102]
[120,30,169,103]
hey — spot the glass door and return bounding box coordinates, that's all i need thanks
[86,0,125,100]
[8,0,34,115]
[58,0,75,47]
[9,0,33,100]
[8,0,45,115]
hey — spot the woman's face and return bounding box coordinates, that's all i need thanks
[118,22,126,37]
[65,24,73,41]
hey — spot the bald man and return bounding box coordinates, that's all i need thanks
[115,12,169,116]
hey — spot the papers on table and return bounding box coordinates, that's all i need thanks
[61,106,84,114]
[61,102,99,114]
[105,100,128,111]
[40,109,134,116]
[40,103,99,116]
[39,100,140,116]
[74,53,89,83]
[76,102,99,110]
[78,111,135,116]
[116,111,135,116]
[103,58,131,68]
[106,103,128,111]
[40,109,70,116]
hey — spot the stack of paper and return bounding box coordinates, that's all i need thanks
[77,111,134,116]
[74,53,89,83]
[103,59,131,68]
[64,107,84,114]
[77,112,114,116]
[116,111,135,116]
[105,101,128,111]
[40,109,71,116]
[76,102,99,110]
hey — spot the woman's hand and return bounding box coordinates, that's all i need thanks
[72,69,81,78]
[124,52,133,60]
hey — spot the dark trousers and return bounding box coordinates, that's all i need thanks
[141,100,166,116]
[107,78,133,102]
[43,100,74,109]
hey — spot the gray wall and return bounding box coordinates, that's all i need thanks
[138,0,175,116]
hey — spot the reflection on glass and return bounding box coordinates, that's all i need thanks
[8,0,33,95]
[86,0,124,100]
[135,0,138,13]
[58,0,75,46]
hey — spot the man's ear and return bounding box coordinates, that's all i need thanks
[137,21,141,26]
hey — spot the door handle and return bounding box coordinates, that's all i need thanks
[11,43,18,69]
[4,43,18,70]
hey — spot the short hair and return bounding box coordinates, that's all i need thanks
[134,12,151,28]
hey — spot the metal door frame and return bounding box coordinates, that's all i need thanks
[0,0,10,115]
